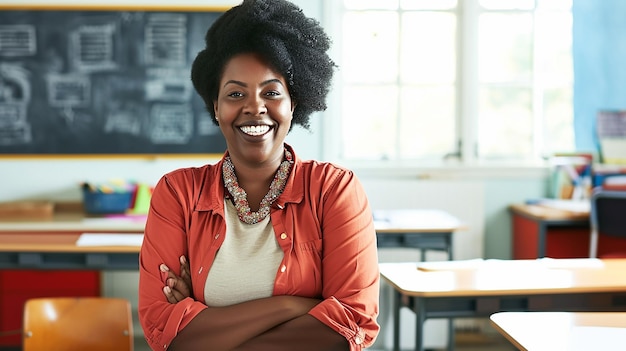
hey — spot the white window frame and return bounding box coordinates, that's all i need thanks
[320,0,571,177]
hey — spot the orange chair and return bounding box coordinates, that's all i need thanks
[22,297,134,351]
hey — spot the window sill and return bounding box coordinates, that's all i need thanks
[342,159,550,180]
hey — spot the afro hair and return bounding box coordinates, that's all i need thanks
[191,0,336,130]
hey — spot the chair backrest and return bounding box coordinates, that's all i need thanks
[589,189,626,258]
[23,297,134,351]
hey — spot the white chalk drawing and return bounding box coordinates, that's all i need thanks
[0,64,32,145]
[145,67,192,102]
[145,13,187,67]
[0,25,36,57]
[47,74,90,108]
[104,104,142,135]
[149,103,192,144]
[70,23,117,72]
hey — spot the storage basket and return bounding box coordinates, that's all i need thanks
[82,188,133,214]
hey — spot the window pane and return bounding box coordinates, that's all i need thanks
[401,12,456,84]
[543,88,574,155]
[478,87,533,158]
[342,12,398,83]
[479,0,535,10]
[479,13,533,83]
[341,86,398,160]
[400,86,456,158]
[536,11,572,85]
[400,0,457,10]
[537,0,572,11]
[344,0,398,10]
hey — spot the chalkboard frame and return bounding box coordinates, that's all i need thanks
[0,4,231,158]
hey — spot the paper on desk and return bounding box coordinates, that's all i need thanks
[76,233,144,246]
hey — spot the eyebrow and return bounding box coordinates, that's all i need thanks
[222,78,284,89]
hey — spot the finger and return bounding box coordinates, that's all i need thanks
[164,282,189,303]
[163,286,178,304]
[179,256,192,289]
[166,274,191,299]
[179,256,190,277]
[171,276,191,297]
[169,286,188,302]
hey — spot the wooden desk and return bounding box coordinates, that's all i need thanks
[490,311,626,351]
[0,214,144,270]
[0,232,141,270]
[374,209,464,260]
[509,204,590,258]
[379,258,626,351]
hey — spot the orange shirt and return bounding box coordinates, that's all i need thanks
[138,145,380,350]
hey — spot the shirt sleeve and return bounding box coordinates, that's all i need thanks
[307,169,380,350]
[138,174,207,350]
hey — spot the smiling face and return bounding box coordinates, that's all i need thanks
[214,53,295,168]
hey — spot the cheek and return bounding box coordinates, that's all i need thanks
[281,103,295,121]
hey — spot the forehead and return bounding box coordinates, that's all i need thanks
[221,53,285,83]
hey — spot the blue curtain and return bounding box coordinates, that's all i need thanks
[572,0,626,154]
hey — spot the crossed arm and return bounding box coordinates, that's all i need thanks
[160,257,349,351]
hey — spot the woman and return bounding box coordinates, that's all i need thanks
[137,1,380,350]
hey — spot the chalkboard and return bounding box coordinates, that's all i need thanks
[0,6,227,155]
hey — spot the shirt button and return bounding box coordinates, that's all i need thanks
[280,265,286,273]
[280,233,287,240]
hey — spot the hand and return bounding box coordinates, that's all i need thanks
[160,255,192,303]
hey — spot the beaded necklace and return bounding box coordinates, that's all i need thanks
[222,149,293,224]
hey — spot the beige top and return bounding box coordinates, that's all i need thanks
[204,199,284,307]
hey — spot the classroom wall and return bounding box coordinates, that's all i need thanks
[572,0,626,153]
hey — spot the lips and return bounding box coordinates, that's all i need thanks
[239,125,271,136]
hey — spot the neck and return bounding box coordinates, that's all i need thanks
[227,149,286,211]
[230,156,282,190]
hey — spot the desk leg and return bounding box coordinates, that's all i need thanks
[447,319,454,351]
[413,298,426,351]
[446,233,454,351]
[392,289,401,351]
[447,233,454,260]
[538,222,547,258]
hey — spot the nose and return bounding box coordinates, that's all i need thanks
[243,95,267,115]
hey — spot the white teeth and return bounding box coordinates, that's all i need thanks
[240,125,270,136]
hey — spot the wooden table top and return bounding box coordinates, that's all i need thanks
[509,203,589,221]
[373,209,466,233]
[490,311,626,351]
[0,212,146,232]
[0,232,142,253]
[379,258,626,297]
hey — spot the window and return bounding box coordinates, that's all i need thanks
[327,0,573,164]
